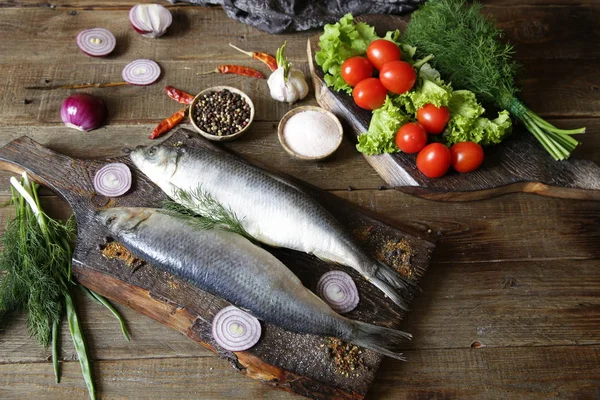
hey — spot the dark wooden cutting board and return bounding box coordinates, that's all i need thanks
[0,129,435,400]
[308,15,600,201]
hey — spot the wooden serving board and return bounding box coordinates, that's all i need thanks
[0,129,435,400]
[308,15,600,201]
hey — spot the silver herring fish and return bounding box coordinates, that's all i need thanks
[131,144,412,309]
[96,207,411,359]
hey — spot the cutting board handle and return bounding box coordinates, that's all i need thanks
[0,136,93,204]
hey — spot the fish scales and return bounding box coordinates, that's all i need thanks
[97,207,411,360]
[131,144,413,309]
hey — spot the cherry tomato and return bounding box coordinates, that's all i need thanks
[366,39,401,70]
[416,143,451,178]
[450,141,484,173]
[352,78,387,110]
[417,104,451,134]
[379,61,417,95]
[341,56,374,87]
[395,123,428,154]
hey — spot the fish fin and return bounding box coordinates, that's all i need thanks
[352,320,412,361]
[369,275,410,311]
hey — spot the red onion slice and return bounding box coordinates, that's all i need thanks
[317,270,360,313]
[122,59,161,86]
[129,4,173,38]
[212,306,262,352]
[93,163,132,197]
[76,28,116,57]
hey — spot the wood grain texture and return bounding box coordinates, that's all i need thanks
[0,1,599,399]
[369,345,600,400]
[2,346,599,400]
[1,4,599,129]
[488,4,600,60]
[0,130,435,399]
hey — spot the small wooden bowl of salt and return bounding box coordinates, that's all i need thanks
[278,106,343,161]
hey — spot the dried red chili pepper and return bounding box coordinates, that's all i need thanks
[229,43,277,72]
[149,107,187,139]
[197,65,265,79]
[165,85,195,105]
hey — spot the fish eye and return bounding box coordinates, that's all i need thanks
[147,146,157,156]
[106,215,117,225]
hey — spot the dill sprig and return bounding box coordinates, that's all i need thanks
[404,0,585,160]
[162,186,256,243]
[0,185,72,347]
[0,173,130,400]
[405,0,519,105]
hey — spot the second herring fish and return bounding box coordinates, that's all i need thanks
[96,207,411,359]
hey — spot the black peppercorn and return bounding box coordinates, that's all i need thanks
[192,89,251,137]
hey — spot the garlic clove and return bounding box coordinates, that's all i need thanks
[129,4,173,39]
[290,69,309,100]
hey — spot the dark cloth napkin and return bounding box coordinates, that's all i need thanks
[167,0,422,33]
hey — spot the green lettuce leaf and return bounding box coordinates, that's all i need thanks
[408,78,452,110]
[470,111,513,146]
[443,90,512,145]
[391,93,417,115]
[448,90,485,120]
[400,43,417,61]
[356,97,411,155]
[315,14,379,94]
[383,29,402,44]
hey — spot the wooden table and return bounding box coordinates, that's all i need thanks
[0,1,598,399]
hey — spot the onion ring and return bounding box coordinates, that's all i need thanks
[211,306,261,352]
[122,59,161,86]
[316,270,360,313]
[76,28,116,57]
[93,163,132,197]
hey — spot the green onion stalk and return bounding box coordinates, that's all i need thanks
[404,0,585,160]
[0,172,130,400]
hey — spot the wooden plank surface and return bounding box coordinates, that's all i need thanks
[0,0,599,399]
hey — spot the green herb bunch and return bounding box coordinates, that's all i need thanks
[0,173,129,400]
[404,0,585,160]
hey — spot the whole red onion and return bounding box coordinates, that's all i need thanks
[60,93,107,132]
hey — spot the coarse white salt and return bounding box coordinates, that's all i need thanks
[282,110,341,158]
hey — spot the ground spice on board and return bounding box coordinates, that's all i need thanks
[101,241,143,269]
[323,338,365,377]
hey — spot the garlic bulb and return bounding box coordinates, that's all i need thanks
[268,42,309,104]
[268,67,309,104]
[129,4,173,39]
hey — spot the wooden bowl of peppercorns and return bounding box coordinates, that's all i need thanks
[189,86,255,141]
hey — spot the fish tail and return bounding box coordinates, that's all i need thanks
[375,262,416,290]
[351,320,412,361]
[369,275,410,310]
